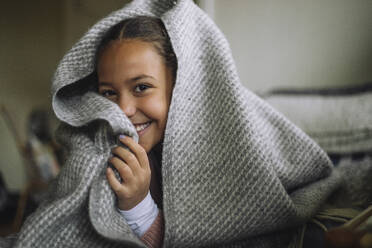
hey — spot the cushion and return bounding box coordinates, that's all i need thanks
[262,83,372,154]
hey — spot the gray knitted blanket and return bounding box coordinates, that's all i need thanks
[0,0,352,247]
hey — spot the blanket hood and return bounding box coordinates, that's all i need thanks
[13,0,342,247]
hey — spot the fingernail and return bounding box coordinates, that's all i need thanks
[119,134,126,139]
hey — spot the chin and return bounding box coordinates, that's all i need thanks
[139,141,151,153]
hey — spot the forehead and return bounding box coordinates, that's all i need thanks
[97,39,166,79]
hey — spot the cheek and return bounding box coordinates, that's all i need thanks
[143,95,170,126]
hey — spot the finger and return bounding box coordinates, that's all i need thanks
[109,156,134,182]
[112,146,141,175]
[106,167,128,194]
[119,136,149,170]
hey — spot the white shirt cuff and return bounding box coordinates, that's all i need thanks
[118,191,159,237]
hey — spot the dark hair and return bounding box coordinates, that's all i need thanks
[95,16,177,80]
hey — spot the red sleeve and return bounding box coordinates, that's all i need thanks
[140,210,164,248]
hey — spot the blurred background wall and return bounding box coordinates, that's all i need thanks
[0,0,130,191]
[1,0,372,192]
[202,0,372,92]
[0,0,63,192]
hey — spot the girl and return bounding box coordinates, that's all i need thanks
[2,0,360,247]
[96,16,176,246]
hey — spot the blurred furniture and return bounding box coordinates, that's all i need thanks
[262,82,372,155]
[262,82,372,247]
[0,105,60,233]
[325,206,372,248]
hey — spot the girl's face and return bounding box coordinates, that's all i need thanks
[97,39,173,152]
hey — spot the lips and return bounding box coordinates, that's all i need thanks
[134,121,151,133]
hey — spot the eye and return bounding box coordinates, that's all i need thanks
[134,84,150,93]
[99,89,117,99]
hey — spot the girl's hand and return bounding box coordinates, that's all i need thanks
[106,136,151,210]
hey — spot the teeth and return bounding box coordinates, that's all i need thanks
[135,122,150,132]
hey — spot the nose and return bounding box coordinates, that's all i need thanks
[118,95,136,117]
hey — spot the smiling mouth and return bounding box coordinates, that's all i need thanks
[134,122,152,134]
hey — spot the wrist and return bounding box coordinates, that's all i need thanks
[118,190,149,211]
[118,191,159,237]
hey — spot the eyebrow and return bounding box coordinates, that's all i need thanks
[130,74,155,82]
[98,74,156,86]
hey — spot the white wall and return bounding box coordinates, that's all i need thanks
[208,0,372,91]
